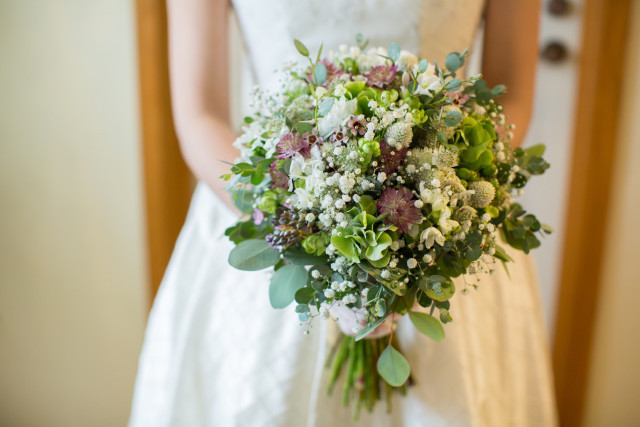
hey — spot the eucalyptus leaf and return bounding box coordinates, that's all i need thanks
[445,53,462,72]
[408,311,445,341]
[418,59,428,73]
[388,43,401,62]
[377,345,410,387]
[443,110,462,127]
[283,247,328,265]
[269,264,308,308]
[294,39,309,57]
[313,62,327,85]
[318,97,335,116]
[228,239,280,271]
[294,286,316,304]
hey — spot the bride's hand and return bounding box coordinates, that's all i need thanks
[329,302,394,339]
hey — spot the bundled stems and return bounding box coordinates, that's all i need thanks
[326,333,410,421]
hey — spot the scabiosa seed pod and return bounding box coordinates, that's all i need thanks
[385,122,413,148]
[454,206,478,222]
[468,181,496,208]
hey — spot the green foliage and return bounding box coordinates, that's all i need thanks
[269,264,308,308]
[500,204,545,254]
[283,244,328,265]
[301,232,330,256]
[313,62,327,85]
[318,97,334,116]
[228,239,280,271]
[377,345,410,387]
[445,52,463,73]
[331,211,394,268]
[294,39,309,57]
[388,43,400,62]
[408,311,445,341]
[418,275,455,302]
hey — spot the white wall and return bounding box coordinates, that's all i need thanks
[584,1,640,424]
[0,1,147,426]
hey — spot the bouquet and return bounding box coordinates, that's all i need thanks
[224,38,551,418]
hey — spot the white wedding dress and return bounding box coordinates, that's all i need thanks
[129,1,557,426]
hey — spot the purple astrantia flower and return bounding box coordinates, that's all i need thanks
[377,187,421,233]
[269,161,289,189]
[378,140,407,175]
[365,65,398,88]
[276,132,309,159]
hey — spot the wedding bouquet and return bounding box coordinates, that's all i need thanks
[224,38,550,418]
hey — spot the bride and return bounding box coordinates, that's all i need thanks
[130,0,557,426]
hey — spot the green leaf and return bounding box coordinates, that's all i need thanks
[318,97,334,116]
[283,246,328,265]
[445,53,462,72]
[493,244,514,262]
[443,110,462,127]
[294,39,309,57]
[296,122,313,134]
[269,264,308,308]
[295,286,316,304]
[331,234,359,262]
[525,144,546,158]
[313,62,327,85]
[388,43,401,62]
[377,345,410,387]
[445,78,462,92]
[358,194,377,215]
[228,239,280,271]
[316,43,323,63]
[418,59,428,73]
[231,189,254,214]
[418,276,455,302]
[408,311,445,341]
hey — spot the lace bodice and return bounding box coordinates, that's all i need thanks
[231,0,485,87]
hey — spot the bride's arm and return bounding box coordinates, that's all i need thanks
[166,0,238,210]
[482,0,541,148]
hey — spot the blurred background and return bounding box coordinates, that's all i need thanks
[1,0,639,426]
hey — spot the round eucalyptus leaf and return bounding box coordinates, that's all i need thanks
[228,239,280,271]
[445,52,462,72]
[408,311,445,341]
[377,345,410,387]
[269,264,308,309]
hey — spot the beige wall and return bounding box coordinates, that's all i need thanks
[0,1,147,426]
[584,0,640,424]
